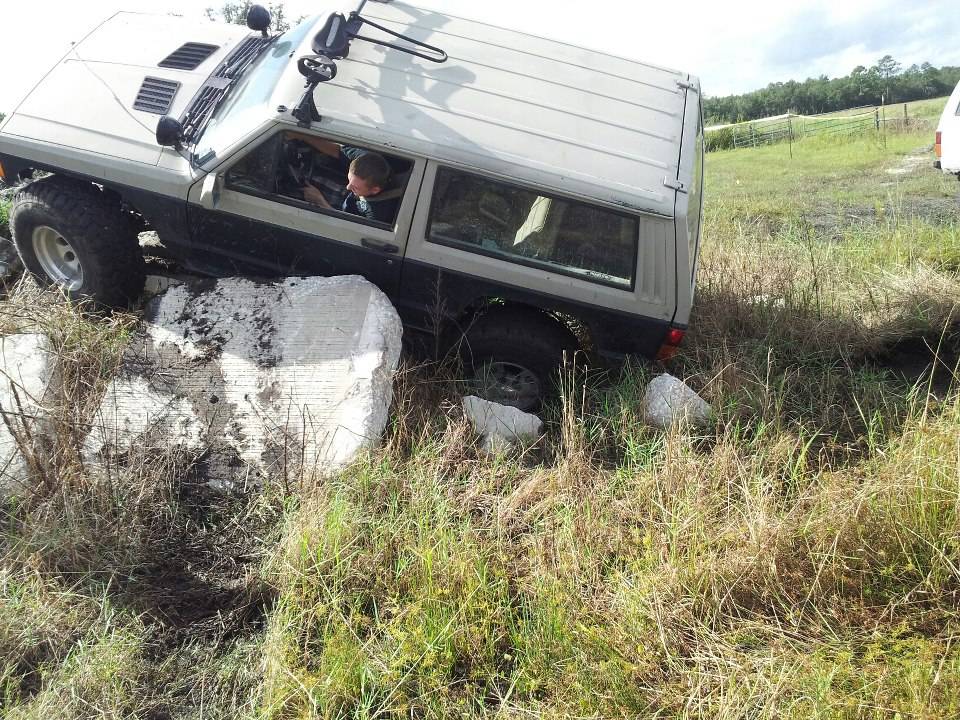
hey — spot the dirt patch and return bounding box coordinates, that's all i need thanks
[799,195,960,241]
[886,146,934,176]
[866,329,959,399]
[112,480,279,650]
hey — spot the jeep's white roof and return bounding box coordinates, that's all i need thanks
[280,2,698,218]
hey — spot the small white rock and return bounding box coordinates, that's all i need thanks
[462,395,543,453]
[643,373,713,429]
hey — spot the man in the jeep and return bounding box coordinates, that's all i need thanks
[292,135,398,224]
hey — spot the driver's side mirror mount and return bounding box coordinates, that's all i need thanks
[156,116,184,149]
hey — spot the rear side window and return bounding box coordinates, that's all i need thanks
[426,167,638,289]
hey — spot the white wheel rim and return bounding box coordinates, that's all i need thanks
[32,225,84,290]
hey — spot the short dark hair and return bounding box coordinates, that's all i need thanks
[349,153,391,191]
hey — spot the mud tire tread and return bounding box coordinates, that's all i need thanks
[11,176,145,307]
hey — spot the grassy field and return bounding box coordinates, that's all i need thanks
[0,124,958,719]
[811,96,948,122]
[706,96,950,152]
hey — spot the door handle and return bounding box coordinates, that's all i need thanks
[362,238,399,254]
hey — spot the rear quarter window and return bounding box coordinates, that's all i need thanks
[426,167,638,290]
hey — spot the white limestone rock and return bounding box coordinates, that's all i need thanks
[87,276,403,484]
[643,373,713,429]
[0,333,54,495]
[462,395,544,453]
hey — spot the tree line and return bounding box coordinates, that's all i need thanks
[705,56,960,124]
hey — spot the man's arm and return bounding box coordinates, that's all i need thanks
[287,132,341,159]
[303,182,333,208]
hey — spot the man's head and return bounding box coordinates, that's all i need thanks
[347,153,391,198]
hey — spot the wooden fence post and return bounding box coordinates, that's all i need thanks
[788,115,793,159]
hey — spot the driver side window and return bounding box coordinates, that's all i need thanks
[224,133,282,194]
[224,131,413,228]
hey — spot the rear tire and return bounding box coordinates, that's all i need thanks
[462,308,579,411]
[11,177,145,306]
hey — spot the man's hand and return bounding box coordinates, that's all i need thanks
[303,182,332,208]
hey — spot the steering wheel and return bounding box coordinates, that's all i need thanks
[282,140,315,190]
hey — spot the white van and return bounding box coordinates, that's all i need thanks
[935,79,960,177]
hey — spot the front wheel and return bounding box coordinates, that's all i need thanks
[11,177,145,306]
[462,309,580,412]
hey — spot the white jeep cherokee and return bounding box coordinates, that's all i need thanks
[0,1,704,409]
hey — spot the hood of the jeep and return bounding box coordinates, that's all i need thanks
[1,12,253,166]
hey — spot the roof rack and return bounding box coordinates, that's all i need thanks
[292,0,448,127]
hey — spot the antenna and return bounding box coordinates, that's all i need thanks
[290,4,448,127]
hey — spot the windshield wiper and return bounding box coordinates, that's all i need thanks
[180,34,276,149]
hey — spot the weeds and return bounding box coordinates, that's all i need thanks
[0,126,958,718]
[0,198,9,238]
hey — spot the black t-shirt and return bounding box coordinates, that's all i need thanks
[341,192,399,225]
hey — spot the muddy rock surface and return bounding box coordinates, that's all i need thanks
[85,275,402,487]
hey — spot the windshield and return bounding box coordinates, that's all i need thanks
[195,18,315,161]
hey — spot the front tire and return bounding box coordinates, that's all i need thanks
[11,177,145,306]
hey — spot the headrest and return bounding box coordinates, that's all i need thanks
[367,170,411,203]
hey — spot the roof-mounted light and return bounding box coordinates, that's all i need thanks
[246,4,271,37]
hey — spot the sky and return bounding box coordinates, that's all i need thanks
[2,0,960,112]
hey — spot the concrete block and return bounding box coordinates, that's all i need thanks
[87,276,402,485]
[0,333,54,494]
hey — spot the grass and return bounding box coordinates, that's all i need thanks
[0,197,9,238]
[812,96,950,122]
[0,124,958,718]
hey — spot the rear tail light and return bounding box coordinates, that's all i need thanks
[935,131,942,158]
[0,158,6,183]
[656,327,685,361]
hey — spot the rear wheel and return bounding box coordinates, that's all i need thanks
[462,308,580,411]
[11,177,145,306]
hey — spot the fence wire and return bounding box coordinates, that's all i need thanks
[704,108,914,151]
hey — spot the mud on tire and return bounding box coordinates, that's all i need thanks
[462,307,580,411]
[11,176,145,306]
